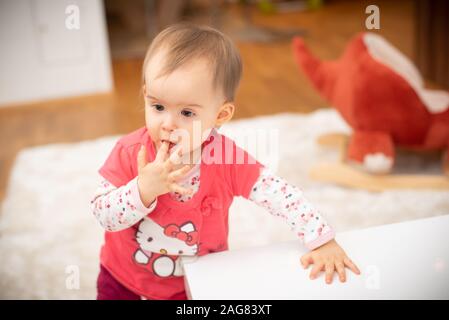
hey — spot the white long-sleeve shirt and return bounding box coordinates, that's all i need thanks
[91,165,335,250]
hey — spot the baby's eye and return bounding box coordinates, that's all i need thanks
[152,104,165,112]
[181,109,195,118]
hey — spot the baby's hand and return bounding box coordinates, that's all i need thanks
[300,239,361,284]
[137,142,193,207]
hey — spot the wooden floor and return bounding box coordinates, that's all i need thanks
[0,0,416,200]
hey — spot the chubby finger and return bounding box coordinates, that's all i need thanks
[169,183,193,196]
[137,145,147,172]
[344,257,361,275]
[169,164,193,182]
[309,261,323,280]
[155,141,169,162]
[325,261,334,284]
[335,261,346,283]
[300,253,312,269]
[167,144,183,166]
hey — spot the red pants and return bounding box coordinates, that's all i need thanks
[96,264,141,300]
[96,264,188,300]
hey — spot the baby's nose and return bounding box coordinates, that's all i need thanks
[161,116,177,131]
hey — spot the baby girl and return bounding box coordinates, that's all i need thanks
[91,23,360,300]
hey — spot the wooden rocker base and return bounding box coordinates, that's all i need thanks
[310,133,449,191]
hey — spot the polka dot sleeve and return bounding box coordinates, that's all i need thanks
[248,167,335,250]
[90,176,157,232]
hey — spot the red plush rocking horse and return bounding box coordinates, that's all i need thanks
[292,32,449,191]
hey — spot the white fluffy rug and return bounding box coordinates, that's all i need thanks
[1,109,448,299]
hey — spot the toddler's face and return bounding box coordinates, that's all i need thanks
[143,49,227,162]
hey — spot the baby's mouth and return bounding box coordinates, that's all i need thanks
[161,140,178,153]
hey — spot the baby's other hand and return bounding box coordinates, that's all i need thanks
[300,239,361,284]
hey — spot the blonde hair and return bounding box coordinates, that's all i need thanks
[142,23,242,102]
